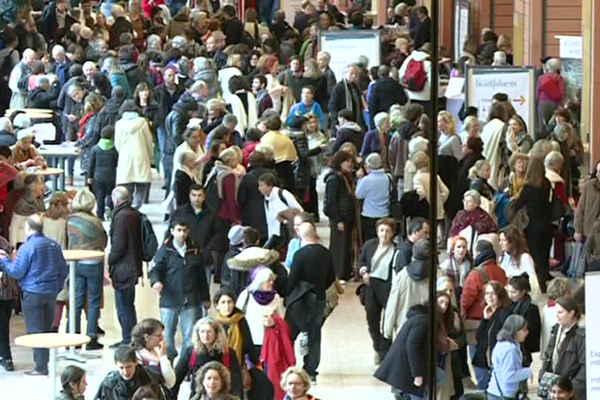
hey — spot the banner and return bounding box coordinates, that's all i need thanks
[466,67,535,133]
[319,31,381,82]
[586,273,600,398]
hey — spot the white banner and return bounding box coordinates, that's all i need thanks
[319,32,381,82]
[556,35,583,60]
[586,273,600,398]
[467,68,535,133]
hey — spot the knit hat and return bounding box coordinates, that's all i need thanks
[228,225,245,246]
[474,240,496,266]
[412,239,430,261]
[365,153,382,170]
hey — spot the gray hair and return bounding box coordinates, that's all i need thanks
[496,314,528,342]
[463,189,481,206]
[67,84,84,97]
[112,186,131,203]
[544,150,564,170]
[26,214,43,233]
[0,117,12,132]
[317,51,331,62]
[436,276,455,291]
[178,150,196,164]
[374,112,389,129]
[52,44,65,56]
[223,114,238,125]
[546,58,561,73]
[71,189,96,213]
[147,34,162,50]
[36,76,50,88]
[492,51,507,66]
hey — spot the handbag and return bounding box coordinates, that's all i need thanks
[537,371,560,398]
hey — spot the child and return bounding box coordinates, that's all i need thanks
[87,126,118,220]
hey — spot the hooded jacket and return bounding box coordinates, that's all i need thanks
[120,62,147,96]
[94,365,166,400]
[332,121,364,153]
[164,98,196,155]
[114,112,154,184]
[28,84,60,109]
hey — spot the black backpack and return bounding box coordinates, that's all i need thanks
[204,170,219,213]
[140,212,158,262]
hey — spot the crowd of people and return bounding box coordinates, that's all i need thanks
[0,0,590,399]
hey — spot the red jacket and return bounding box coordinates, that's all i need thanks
[460,261,507,320]
[261,314,296,400]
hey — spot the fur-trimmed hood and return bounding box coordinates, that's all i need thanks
[227,246,280,272]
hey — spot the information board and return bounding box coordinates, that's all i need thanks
[586,273,600,398]
[318,31,381,82]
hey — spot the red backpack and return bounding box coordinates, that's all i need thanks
[403,59,427,91]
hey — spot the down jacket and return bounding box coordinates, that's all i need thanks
[164,98,196,156]
[323,171,356,225]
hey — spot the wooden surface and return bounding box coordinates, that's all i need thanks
[63,249,105,261]
[15,333,90,349]
[33,167,63,176]
[6,108,53,115]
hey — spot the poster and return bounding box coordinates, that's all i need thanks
[319,31,381,81]
[453,0,470,60]
[466,67,535,133]
[556,36,583,96]
[586,273,600,398]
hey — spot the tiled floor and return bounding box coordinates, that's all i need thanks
[0,169,543,399]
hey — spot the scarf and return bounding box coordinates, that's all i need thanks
[251,289,277,305]
[78,111,95,140]
[552,322,576,372]
[474,250,496,267]
[510,173,525,197]
[343,79,361,126]
[216,312,245,365]
[338,171,362,275]
[179,164,197,182]
[98,138,114,151]
[511,295,532,317]
[214,161,241,202]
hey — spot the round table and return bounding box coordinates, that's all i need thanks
[33,168,64,194]
[15,333,90,399]
[62,250,105,362]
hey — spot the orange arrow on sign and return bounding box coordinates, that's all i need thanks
[513,95,526,106]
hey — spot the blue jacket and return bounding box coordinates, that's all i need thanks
[361,128,384,157]
[487,341,533,397]
[286,101,325,130]
[0,232,68,295]
[356,169,391,218]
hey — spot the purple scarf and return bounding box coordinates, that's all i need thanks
[251,290,277,305]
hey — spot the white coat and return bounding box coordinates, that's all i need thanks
[263,187,303,238]
[413,169,449,220]
[114,113,154,185]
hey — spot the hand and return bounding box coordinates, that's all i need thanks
[337,222,345,232]
[86,178,93,185]
[203,300,211,310]
[413,376,423,387]
[448,338,459,351]
[155,339,166,357]
[152,282,163,294]
[483,305,494,320]
[67,114,77,122]
[362,272,371,285]
[263,315,275,327]
[356,168,365,178]
[0,249,7,258]
[574,232,582,242]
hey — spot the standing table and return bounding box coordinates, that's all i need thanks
[62,250,105,363]
[33,167,64,195]
[38,145,80,191]
[15,333,90,399]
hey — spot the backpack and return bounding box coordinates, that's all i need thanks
[204,170,219,213]
[386,173,402,220]
[140,212,158,262]
[403,59,427,91]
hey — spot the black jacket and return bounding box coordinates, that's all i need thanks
[457,152,485,196]
[367,77,408,128]
[374,305,429,397]
[92,96,125,140]
[359,238,397,281]
[510,296,541,367]
[169,203,217,265]
[149,238,210,309]
[120,63,147,95]
[238,163,278,240]
[540,324,586,399]
[393,236,414,272]
[223,18,245,46]
[172,170,194,207]
[290,132,312,192]
[108,202,142,290]
[469,177,495,201]
[323,171,356,224]
[0,131,16,147]
[413,17,432,50]
[328,79,365,133]
[154,84,184,124]
[28,84,60,109]
[332,122,364,154]
[473,307,512,368]
[87,143,119,184]
[164,99,195,155]
[94,365,166,400]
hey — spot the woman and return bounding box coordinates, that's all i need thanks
[301,59,328,113]
[257,54,286,113]
[94,13,110,42]
[507,274,541,368]
[280,366,320,400]
[0,234,15,371]
[56,365,87,400]
[513,156,553,293]
[323,151,360,281]
[76,93,104,178]
[358,218,398,364]
[539,296,585,399]
[174,317,243,398]
[12,131,45,170]
[540,279,572,354]
[245,50,262,78]
[191,361,240,400]
[437,111,462,160]
[114,100,154,209]
[507,115,533,154]
[457,136,485,196]
[173,126,206,184]
[131,318,175,389]
[219,54,244,97]
[574,160,600,242]
[498,153,529,199]
[412,151,449,240]
[129,0,150,50]
[227,75,257,135]
[135,82,160,185]
[537,58,565,139]
[204,99,228,137]
[439,236,472,302]
[473,281,512,390]
[486,315,532,399]
[499,226,542,300]
[459,115,480,144]
[235,268,285,351]
[481,102,508,188]
[67,189,108,350]
[437,291,464,400]
[468,160,495,200]
[449,190,498,241]
[171,150,198,207]
[10,174,45,246]
[305,115,327,220]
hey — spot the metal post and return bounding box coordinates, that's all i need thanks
[49,347,56,399]
[66,260,85,363]
[428,0,440,399]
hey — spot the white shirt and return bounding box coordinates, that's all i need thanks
[499,252,541,301]
[236,289,285,345]
[263,187,303,238]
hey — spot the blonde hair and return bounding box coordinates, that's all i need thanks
[468,159,489,179]
[219,147,238,165]
[462,115,479,134]
[280,366,311,393]
[193,361,232,399]
[497,34,512,52]
[412,151,429,170]
[44,192,70,220]
[191,317,228,355]
[71,188,96,213]
[84,93,104,114]
[207,98,227,113]
[438,111,457,135]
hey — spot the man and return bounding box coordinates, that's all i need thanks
[221,5,244,46]
[155,66,184,172]
[118,45,145,94]
[150,220,210,362]
[82,61,97,84]
[51,45,72,87]
[392,2,408,25]
[109,5,134,49]
[294,2,316,35]
[332,109,364,153]
[170,184,217,281]
[355,154,391,241]
[107,187,142,347]
[80,0,96,27]
[389,104,423,191]
[260,116,298,192]
[28,75,60,109]
[164,97,198,194]
[286,86,325,129]
[413,6,431,49]
[367,65,407,129]
[0,215,67,375]
[92,86,126,141]
[95,346,165,400]
[8,48,35,109]
[278,56,304,103]
[399,42,433,115]
[258,172,304,239]
[270,10,294,43]
[287,222,335,384]
[394,217,430,272]
[329,64,365,135]
[252,75,273,118]
[206,31,227,70]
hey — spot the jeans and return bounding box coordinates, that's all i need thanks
[0,300,13,359]
[122,183,150,209]
[114,286,137,344]
[22,291,56,373]
[67,156,75,177]
[93,180,115,219]
[73,262,103,338]
[469,344,491,390]
[163,154,174,197]
[160,306,199,360]
[303,300,325,378]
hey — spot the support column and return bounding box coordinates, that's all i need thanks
[587,0,600,166]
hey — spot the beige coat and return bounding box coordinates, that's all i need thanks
[574,177,600,237]
[413,169,449,220]
[114,114,154,185]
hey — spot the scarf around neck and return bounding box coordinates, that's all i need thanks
[216,312,244,366]
[251,290,277,306]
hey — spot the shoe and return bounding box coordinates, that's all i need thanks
[96,326,105,335]
[373,352,380,366]
[109,341,123,349]
[24,369,48,376]
[296,332,309,357]
[86,339,104,351]
[1,358,14,371]
[310,376,317,386]
[67,176,74,187]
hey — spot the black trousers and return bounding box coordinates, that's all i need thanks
[0,299,13,359]
[365,277,391,360]
[361,216,381,243]
[526,223,552,293]
[93,180,115,219]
